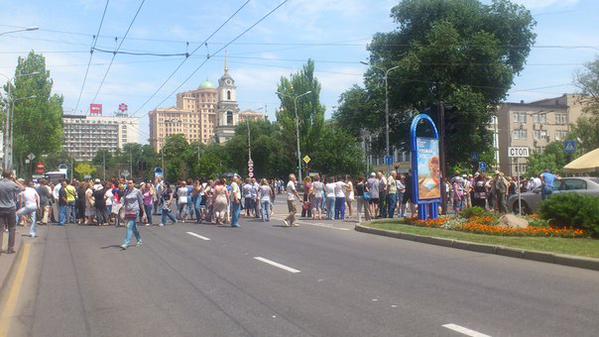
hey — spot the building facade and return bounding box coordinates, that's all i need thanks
[497,94,586,176]
[63,114,140,161]
[239,109,268,123]
[149,60,253,150]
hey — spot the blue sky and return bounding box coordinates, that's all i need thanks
[1,0,598,143]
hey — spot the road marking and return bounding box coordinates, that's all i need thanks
[186,232,211,241]
[442,324,492,337]
[300,222,351,231]
[254,257,301,273]
[0,244,31,337]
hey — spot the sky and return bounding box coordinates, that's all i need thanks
[1,0,598,144]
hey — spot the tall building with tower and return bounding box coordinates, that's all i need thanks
[149,57,256,151]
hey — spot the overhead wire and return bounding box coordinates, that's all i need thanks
[90,0,147,104]
[129,0,252,117]
[74,0,110,114]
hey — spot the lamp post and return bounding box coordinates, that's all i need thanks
[276,90,312,183]
[0,26,39,37]
[1,71,40,171]
[360,61,401,174]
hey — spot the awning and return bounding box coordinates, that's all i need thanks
[564,148,599,173]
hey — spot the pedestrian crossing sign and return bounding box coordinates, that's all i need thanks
[303,155,311,164]
[564,140,576,155]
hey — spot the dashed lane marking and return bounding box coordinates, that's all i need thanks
[186,232,211,241]
[442,323,492,337]
[254,257,301,273]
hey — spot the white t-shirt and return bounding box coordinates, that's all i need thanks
[312,181,324,197]
[334,181,347,198]
[286,181,297,201]
[325,183,336,198]
[53,184,61,200]
[23,187,39,208]
[105,189,113,206]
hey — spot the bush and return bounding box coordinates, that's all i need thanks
[460,207,495,220]
[539,194,599,237]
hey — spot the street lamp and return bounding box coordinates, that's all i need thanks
[0,26,39,37]
[1,71,40,171]
[360,61,401,173]
[275,90,312,183]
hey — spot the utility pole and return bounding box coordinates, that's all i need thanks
[437,99,448,215]
[129,147,133,180]
[102,149,106,180]
[247,119,252,161]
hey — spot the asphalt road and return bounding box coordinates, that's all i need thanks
[1,201,599,337]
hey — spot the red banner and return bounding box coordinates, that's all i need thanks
[90,103,102,115]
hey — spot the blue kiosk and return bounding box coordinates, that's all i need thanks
[410,114,442,220]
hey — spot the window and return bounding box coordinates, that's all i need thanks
[556,113,567,125]
[532,114,546,123]
[512,129,527,140]
[560,179,586,191]
[227,90,231,100]
[555,130,568,140]
[513,112,527,123]
[534,130,548,140]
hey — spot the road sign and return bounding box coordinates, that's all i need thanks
[564,140,577,155]
[248,172,254,178]
[471,152,480,161]
[27,152,35,161]
[384,155,393,166]
[119,103,128,113]
[508,147,529,158]
[479,161,487,172]
[303,155,311,164]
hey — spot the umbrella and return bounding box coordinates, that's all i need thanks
[564,148,599,173]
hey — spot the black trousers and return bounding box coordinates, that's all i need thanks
[0,209,17,252]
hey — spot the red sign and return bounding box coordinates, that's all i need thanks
[90,103,102,115]
[35,162,45,175]
[119,103,128,113]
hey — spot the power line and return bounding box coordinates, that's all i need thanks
[92,46,188,57]
[129,0,251,118]
[74,0,110,114]
[90,0,147,104]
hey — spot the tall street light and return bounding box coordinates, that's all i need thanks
[276,90,312,183]
[1,71,40,171]
[0,26,39,37]
[360,61,401,173]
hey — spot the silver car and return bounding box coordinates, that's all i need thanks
[508,177,599,214]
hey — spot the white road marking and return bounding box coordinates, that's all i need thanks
[186,232,211,241]
[442,324,492,337]
[301,222,351,231]
[254,257,301,273]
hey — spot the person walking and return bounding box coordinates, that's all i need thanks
[93,180,108,225]
[193,180,204,223]
[378,172,388,218]
[176,180,189,222]
[36,179,52,225]
[387,171,398,218]
[104,182,114,225]
[400,171,416,218]
[0,170,26,254]
[142,182,154,226]
[120,180,146,250]
[355,176,370,222]
[284,174,301,227]
[243,178,253,217]
[334,176,347,220]
[258,179,273,222]
[57,180,68,226]
[366,173,380,218]
[159,184,177,226]
[16,181,40,238]
[230,176,242,227]
[301,177,312,219]
[345,175,355,218]
[495,172,509,214]
[212,179,229,225]
[65,180,78,224]
[84,182,95,225]
[52,181,62,223]
[75,181,86,225]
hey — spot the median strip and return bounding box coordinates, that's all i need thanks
[186,232,211,241]
[254,257,301,273]
[442,323,491,337]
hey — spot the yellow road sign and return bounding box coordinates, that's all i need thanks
[303,155,311,164]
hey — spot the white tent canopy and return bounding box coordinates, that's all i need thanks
[564,148,599,173]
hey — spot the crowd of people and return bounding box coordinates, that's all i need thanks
[1,166,560,254]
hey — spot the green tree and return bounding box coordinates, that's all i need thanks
[335,0,536,170]
[5,51,64,172]
[311,123,365,176]
[569,116,599,154]
[74,162,96,180]
[276,59,326,167]
[575,57,599,116]
[526,142,568,177]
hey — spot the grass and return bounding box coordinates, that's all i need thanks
[367,222,599,259]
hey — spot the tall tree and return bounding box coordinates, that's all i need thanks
[335,0,536,169]
[526,141,569,177]
[276,59,326,168]
[575,57,599,116]
[5,51,64,171]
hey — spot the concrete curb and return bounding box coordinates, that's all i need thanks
[355,223,599,271]
[0,235,24,296]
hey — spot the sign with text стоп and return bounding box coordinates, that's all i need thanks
[508,147,529,158]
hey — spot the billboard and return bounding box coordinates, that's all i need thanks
[416,137,441,200]
[90,103,102,115]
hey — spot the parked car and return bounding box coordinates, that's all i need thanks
[508,177,599,214]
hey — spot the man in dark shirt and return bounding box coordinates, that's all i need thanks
[0,170,26,255]
[58,180,69,226]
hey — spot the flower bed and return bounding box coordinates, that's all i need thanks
[402,214,588,238]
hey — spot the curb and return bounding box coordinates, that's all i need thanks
[0,237,25,296]
[355,223,599,271]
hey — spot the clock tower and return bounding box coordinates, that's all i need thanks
[215,54,240,143]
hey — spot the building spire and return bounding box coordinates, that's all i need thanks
[224,50,229,73]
